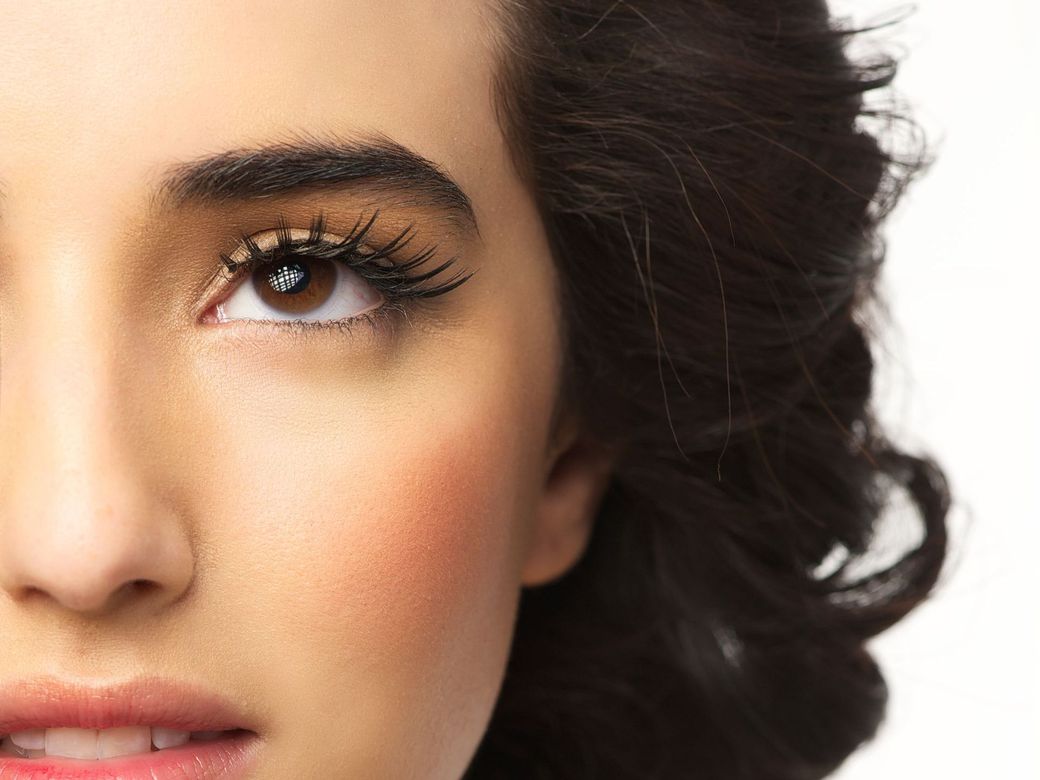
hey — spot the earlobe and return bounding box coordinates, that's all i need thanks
[520,428,617,588]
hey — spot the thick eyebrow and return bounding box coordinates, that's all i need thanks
[150,130,480,238]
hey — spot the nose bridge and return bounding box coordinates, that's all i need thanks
[0,235,195,617]
[3,232,131,476]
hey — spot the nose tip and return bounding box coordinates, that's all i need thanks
[0,459,196,618]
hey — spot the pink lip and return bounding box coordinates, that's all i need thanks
[0,676,263,779]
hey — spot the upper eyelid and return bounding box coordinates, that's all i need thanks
[230,227,313,257]
[200,211,473,312]
[218,228,398,291]
[226,226,345,264]
[224,211,418,268]
[221,223,344,278]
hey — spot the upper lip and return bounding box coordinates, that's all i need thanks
[0,675,259,734]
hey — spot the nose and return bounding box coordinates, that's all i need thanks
[0,276,195,618]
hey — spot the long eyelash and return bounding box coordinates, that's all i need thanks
[216,209,475,323]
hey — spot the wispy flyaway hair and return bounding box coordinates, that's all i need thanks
[464,1,951,778]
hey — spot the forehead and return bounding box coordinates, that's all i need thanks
[0,0,504,214]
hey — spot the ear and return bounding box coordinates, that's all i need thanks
[520,415,617,587]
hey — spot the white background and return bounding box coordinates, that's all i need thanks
[824,1,1038,778]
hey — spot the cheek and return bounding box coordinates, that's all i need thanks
[295,421,525,665]
[182,202,561,772]
[199,367,544,773]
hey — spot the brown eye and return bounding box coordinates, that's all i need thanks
[215,253,385,325]
[253,257,337,316]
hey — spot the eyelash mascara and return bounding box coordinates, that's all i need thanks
[210,208,475,336]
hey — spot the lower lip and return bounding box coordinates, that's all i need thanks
[0,731,262,780]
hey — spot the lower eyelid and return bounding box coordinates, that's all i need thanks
[204,300,406,346]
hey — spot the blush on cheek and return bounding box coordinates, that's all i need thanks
[294,415,529,773]
[339,422,525,667]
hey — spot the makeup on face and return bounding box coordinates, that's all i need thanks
[0,1,568,776]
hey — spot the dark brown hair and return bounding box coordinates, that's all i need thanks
[464,1,951,778]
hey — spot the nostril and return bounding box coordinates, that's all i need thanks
[108,579,157,604]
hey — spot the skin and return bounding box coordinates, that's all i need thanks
[0,1,615,777]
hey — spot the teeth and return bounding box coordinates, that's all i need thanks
[10,730,45,750]
[152,727,191,749]
[0,727,220,758]
[98,726,152,759]
[0,736,45,758]
[46,728,98,759]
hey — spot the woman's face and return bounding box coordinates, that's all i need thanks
[0,2,612,776]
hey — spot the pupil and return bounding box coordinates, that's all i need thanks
[267,261,310,294]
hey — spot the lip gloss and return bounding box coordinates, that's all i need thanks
[0,676,264,779]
